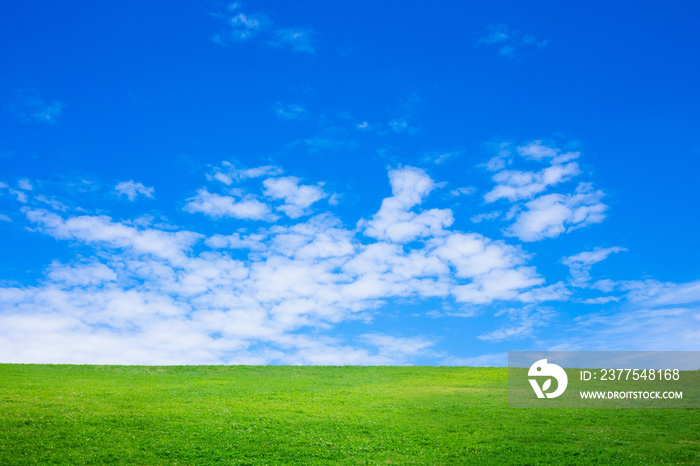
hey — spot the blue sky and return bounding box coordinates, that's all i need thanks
[0,1,699,364]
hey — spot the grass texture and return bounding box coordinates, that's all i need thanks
[0,365,698,465]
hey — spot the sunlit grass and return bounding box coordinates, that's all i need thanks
[0,365,698,464]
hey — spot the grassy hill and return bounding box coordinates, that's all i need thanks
[0,365,698,464]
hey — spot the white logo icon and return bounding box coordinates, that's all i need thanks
[528,359,568,399]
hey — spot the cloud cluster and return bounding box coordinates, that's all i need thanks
[483,141,608,242]
[213,3,317,54]
[186,165,329,221]
[0,164,568,364]
[2,146,696,364]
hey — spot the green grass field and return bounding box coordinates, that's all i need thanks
[0,365,698,465]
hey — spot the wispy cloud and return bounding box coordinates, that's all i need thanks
[478,23,547,59]
[12,90,63,124]
[567,307,700,351]
[425,149,463,165]
[357,333,437,363]
[449,186,477,197]
[207,162,283,185]
[213,3,318,53]
[25,208,202,264]
[621,279,700,307]
[562,247,627,287]
[269,28,317,54]
[273,102,307,120]
[477,305,557,341]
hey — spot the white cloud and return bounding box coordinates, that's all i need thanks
[484,161,580,203]
[516,282,571,303]
[483,142,581,204]
[115,180,155,201]
[362,167,453,243]
[591,279,616,293]
[480,141,607,242]
[35,195,68,211]
[450,267,544,304]
[18,179,33,191]
[517,141,559,160]
[263,176,327,218]
[0,214,11,222]
[47,260,118,286]
[385,169,432,207]
[25,209,202,264]
[184,189,276,221]
[430,233,526,279]
[481,144,512,172]
[10,189,28,203]
[506,183,607,241]
[562,246,626,286]
[0,164,592,364]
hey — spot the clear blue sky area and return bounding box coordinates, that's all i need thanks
[0,1,698,364]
